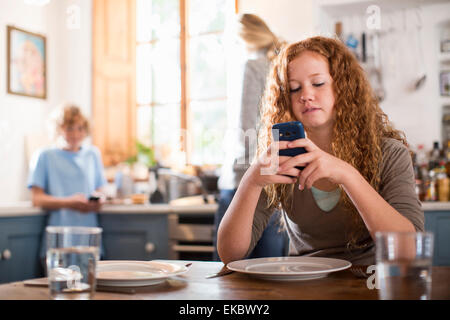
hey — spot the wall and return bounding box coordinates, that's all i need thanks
[0,0,92,203]
[238,0,450,152]
[239,0,315,42]
[317,1,450,152]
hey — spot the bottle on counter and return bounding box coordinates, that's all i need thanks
[412,152,422,199]
[429,141,441,171]
[427,168,437,202]
[437,161,449,202]
[419,164,430,202]
[414,145,428,201]
[445,141,450,177]
[416,144,428,168]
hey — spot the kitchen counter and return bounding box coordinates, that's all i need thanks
[0,200,449,217]
[0,202,44,217]
[0,199,218,217]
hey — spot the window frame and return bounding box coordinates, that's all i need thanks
[136,0,239,165]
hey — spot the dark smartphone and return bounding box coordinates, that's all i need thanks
[89,195,100,202]
[272,121,307,170]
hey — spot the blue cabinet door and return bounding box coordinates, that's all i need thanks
[0,215,46,283]
[424,211,450,266]
[99,214,168,261]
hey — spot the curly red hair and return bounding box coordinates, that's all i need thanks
[258,36,408,247]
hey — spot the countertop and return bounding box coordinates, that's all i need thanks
[1,199,450,218]
[0,260,449,300]
[0,197,218,217]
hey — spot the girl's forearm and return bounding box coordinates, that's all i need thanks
[217,176,263,264]
[341,166,415,240]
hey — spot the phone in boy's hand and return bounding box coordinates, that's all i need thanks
[272,121,307,170]
[89,195,100,202]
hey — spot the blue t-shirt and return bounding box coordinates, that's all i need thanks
[27,145,106,228]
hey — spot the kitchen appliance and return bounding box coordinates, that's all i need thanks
[168,212,215,261]
[153,168,202,203]
[198,173,219,203]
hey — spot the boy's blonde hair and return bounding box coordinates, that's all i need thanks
[55,104,89,133]
[48,104,90,142]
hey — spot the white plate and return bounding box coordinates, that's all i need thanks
[227,257,351,281]
[96,261,189,287]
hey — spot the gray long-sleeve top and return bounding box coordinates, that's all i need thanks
[219,54,270,190]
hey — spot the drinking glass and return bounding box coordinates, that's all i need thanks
[375,231,434,300]
[46,226,102,300]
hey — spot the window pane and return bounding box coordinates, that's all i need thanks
[189,34,226,100]
[190,100,227,165]
[137,0,152,42]
[137,105,152,146]
[137,0,180,42]
[189,0,226,36]
[137,44,152,105]
[151,104,181,165]
[151,39,181,104]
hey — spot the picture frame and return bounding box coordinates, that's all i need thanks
[441,71,450,96]
[7,26,47,99]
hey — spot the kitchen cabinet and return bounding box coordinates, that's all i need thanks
[0,215,46,284]
[424,211,450,266]
[99,213,169,261]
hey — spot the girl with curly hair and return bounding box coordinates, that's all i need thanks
[217,36,424,265]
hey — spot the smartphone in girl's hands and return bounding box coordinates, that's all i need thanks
[272,121,307,170]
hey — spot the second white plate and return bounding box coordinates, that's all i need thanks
[227,256,351,281]
[96,260,189,287]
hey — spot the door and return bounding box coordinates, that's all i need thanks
[92,0,137,166]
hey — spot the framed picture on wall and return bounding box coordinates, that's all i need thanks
[7,26,47,99]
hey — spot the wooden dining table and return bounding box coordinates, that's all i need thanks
[0,260,449,300]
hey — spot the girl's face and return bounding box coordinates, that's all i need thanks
[287,51,335,132]
[61,120,87,151]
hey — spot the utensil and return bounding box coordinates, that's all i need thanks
[205,265,234,279]
[361,32,367,63]
[349,265,370,278]
[226,257,351,281]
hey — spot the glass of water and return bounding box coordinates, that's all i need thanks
[375,231,434,300]
[46,226,102,300]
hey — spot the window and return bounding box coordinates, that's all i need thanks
[136,0,234,166]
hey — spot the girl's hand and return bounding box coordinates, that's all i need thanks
[278,138,356,190]
[245,141,299,188]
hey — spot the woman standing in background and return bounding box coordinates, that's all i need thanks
[215,13,287,260]
[27,104,107,266]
